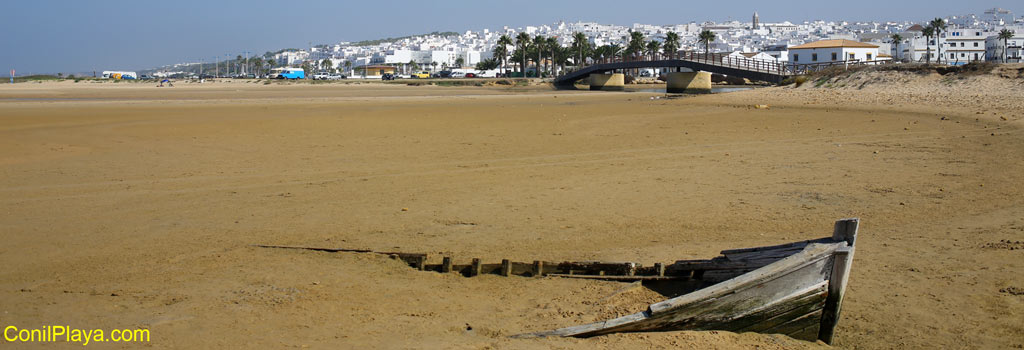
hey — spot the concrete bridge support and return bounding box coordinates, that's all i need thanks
[666,72,712,93]
[589,73,625,91]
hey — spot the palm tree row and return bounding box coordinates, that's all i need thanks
[488,29,717,78]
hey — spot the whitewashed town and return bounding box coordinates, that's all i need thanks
[146,6,1022,80]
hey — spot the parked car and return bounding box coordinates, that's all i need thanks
[438,70,453,78]
[450,72,465,78]
[328,73,347,80]
[312,72,331,80]
[412,71,430,79]
[381,73,396,81]
[465,73,477,78]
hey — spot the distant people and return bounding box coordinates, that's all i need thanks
[159,79,173,87]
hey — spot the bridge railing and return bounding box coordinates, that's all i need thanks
[558,51,788,79]
[678,51,785,75]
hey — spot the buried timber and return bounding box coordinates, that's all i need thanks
[260,218,860,344]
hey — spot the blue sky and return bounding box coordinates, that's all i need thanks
[0,0,1019,75]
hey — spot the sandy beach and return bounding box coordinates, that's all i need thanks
[1,72,1022,348]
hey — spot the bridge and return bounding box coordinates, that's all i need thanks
[554,52,792,87]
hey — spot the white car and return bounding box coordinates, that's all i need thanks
[327,73,347,80]
[312,73,331,80]
[450,72,466,78]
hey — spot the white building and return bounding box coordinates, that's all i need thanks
[944,29,991,64]
[788,39,880,66]
[986,31,1024,62]
[762,44,789,62]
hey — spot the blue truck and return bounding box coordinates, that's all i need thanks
[270,67,305,79]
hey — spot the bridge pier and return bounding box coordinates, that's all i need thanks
[666,71,712,94]
[589,73,624,91]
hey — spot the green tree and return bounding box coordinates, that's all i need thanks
[571,32,589,67]
[344,60,353,74]
[929,18,947,63]
[546,36,559,76]
[890,34,903,60]
[664,31,681,59]
[646,40,661,60]
[321,58,334,72]
[516,32,531,75]
[533,35,546,77]
[497,34,513,75]
[922,25,935,64]
[455,57,465,68]
[252,57,264,76]
[699,30,716,57]
[475,58,499,71]
[998,29,1015,63]
[626,31,646,60]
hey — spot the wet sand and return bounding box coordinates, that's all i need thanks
[0,80,1021,348]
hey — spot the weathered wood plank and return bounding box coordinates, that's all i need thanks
[470,258,481,277]
[764,309,823,336]
[718,237,835,255]
[441,257,453,273]
[501,259,511,276]
[723,246,807,261]
[716,281,828,332]
[787,323,822,342]
[546,274,691,281]
[651,243,839,314]
[818,218,858,344]
[518,244,838,339]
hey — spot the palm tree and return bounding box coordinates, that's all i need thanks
[533,35,546,77]
[571,32,589,67]
[235,55,243,75]
[890,34,903,60]
[344,60,353,74]
[922,26,935,64]
[647,40,661,60]
[699,30,716,58]
[608,44,623,60]
[546,37,559,76]
[455,57,465,68]
[626,31,646,61]
[497,34,513,76]
[516,32,531,76]
[998,29,1015,63]
[321,58,333,73]
[664,31,681,59]
[252,57,264,76]
[929,18,947,63]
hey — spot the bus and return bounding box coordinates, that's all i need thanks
[269,67,305,80]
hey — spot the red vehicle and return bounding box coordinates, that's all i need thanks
[465,73,477,78]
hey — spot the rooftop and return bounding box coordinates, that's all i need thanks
[790,39,879,49]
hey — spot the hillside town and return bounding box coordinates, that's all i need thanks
[150,7,1023,79]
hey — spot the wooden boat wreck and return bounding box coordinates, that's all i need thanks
[513,218,859,344]
[259,218,859,344]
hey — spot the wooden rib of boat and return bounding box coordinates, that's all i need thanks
[257,218,859,344]
[513,218,859,344]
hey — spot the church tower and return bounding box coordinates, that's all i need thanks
[753,11,760,29]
